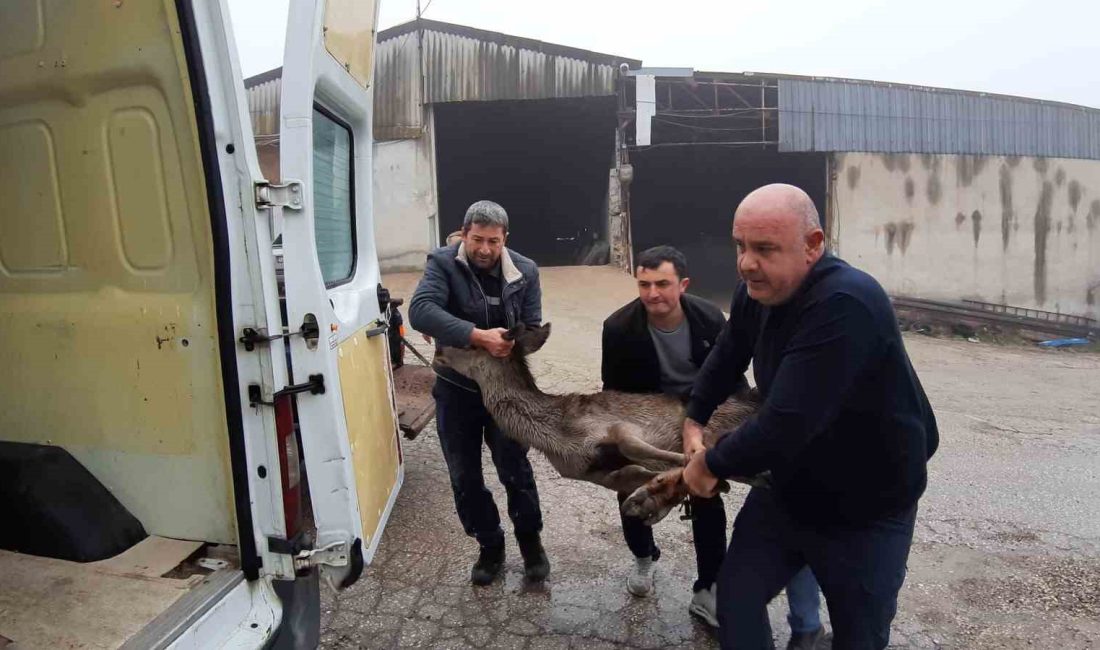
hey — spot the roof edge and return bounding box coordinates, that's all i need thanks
[378,18,641,68]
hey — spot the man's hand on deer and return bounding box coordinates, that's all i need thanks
[682,418,706,462]
[470,327,515,358]
[683,451,720,498]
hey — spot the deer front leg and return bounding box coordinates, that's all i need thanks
[606,423,685,469]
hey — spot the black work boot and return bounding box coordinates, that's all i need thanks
[516,532,550,582]
[471,543,505,586]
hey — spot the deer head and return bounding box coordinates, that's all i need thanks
[433,323,551,388]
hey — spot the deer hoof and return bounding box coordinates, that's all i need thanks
[620,485,678,527]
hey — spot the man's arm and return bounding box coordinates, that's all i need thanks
[704,293,882,479]
[520,265,543,327]
[408,255,475,347]
[600,323,625,391]
[684,291,754,427]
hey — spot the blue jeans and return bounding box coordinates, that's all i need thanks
[786,566,821,634]
[716,487,917,650]
[433,381,543,548]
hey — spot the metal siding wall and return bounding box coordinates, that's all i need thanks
[779,79,1100,160]
[245,77,280,136]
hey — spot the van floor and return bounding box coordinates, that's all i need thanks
[0,537,204,648]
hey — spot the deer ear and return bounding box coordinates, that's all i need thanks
[502,324,525,341]
[516,322,551,354]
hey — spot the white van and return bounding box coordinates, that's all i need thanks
[0,0,419,646]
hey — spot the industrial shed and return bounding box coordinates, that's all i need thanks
[618,71,1100,322]
[246,19,1099,323]
[246,19,637,270]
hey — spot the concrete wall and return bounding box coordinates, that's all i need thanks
[372,112,439,272]
[834,152,1100,321]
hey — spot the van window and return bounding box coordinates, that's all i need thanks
[312,107,355,285]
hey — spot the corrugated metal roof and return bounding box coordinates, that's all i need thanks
[374,19,637,140]
[778,77,1100,159]
[245,20,638,143]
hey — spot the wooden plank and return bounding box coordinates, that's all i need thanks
[0,550,191,649]
[91,536,203,579]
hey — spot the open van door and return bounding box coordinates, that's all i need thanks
[277,0,403,590]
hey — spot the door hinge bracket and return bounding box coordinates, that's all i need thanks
[254,180,303,210]
[292,541,349,573]
[240,319,320,351]
[248,374,325,407]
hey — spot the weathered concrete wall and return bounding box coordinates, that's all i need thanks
[372,117,439,272]
[834,152,1100,320]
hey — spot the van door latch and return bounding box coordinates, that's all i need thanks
[254,180,304,210]
[248,374,325,407]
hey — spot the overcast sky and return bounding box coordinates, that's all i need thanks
[229,0,1100,109]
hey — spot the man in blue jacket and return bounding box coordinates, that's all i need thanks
[683,184,938,649]
[409,200,549,586]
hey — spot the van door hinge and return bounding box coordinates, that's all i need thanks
[292,541,349,572]
[240,319,320,351]
[248,374,325,407]
[254,180,304,210]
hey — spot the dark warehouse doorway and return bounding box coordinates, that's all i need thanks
[628,148,827,308]
[433,97,618,266]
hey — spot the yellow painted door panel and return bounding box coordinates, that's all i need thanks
[337,328,402,549]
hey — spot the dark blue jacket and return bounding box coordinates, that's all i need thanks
[687,255,938,527]
[409,243,542,388]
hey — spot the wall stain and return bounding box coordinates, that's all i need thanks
[926,158,943,205]
[920,154,934,170]
[1057,220,1064,235]
[1033,180,1054,305]
[1055,167,1067,187]
[1068,214,1076,234]
[957,155,988,187]
[1088,284,1096,306]
[882,153,911,173]
[999,164,1014,250]
[1033,157,1049,174]
[1088,200,1100,231]
[955,212,966,229]
[971,210,982,247]
[1068,179,1083,212]
[1006,155,1021,168]
[899,221,915,253]
[884,222,898,254]
[904,177,915,202]
[846,165,861,190]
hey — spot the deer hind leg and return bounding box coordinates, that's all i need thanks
[606,422,685,469]
[587,464,661,494]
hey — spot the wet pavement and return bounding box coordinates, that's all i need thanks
[320,266,1100,649]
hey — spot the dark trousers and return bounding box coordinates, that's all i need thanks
[618,492,728,592]
[716,487,917,650]
[433,381,543,548]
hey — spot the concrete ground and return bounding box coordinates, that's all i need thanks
[320,266,1100,649]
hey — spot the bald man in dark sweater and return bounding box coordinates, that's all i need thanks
[683,184,938,650]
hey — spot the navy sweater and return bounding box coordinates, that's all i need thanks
[687,255,938,526]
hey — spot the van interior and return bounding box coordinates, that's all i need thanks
[0,2,248,646]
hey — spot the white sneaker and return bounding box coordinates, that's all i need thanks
[688,584,719,628]
[626,557,655,597]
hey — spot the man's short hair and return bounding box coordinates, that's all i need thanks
[463,200,509,233]
[636,245,688,279]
